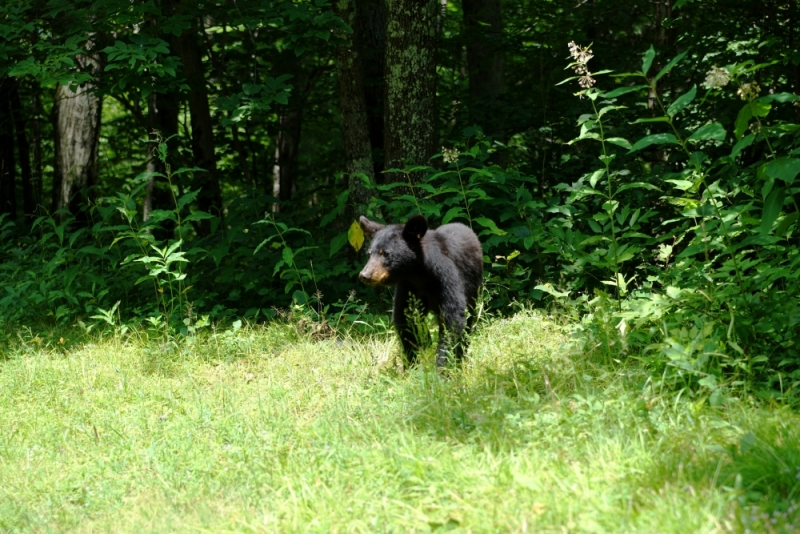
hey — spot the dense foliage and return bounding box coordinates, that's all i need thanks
[1,0,800,400]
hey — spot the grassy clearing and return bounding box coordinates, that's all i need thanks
[1,311,799,533]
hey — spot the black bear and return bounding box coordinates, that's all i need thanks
[358,214,483,367]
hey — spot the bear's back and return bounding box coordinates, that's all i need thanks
[428,222,483,278]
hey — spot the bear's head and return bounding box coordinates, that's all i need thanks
[358,215,428,287]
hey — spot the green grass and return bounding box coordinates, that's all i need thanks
[1,310,799,533]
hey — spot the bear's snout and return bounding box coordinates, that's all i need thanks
[359,258,390,286]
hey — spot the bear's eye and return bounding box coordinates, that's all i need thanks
[378,249,384,256]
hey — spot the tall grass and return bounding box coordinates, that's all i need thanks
[1,311,798,532]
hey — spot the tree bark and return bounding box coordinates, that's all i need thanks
[31,88,43,215]
[0,77,16,217]
[271,106,302,210]
[384,0,439,183]
[52,53,102,218]
[355,0,386,181]
[170,5,222,231]
[335,0,378,218]
[144,90,180,221]
[463,0,505,135]
[10,80,35,216]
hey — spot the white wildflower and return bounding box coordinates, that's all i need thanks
[442,147,460,164]
[578,75,596,89]
[568,41,596,91]
[737,81,761,101]
[568,41,593,66]
[704,66,730,89]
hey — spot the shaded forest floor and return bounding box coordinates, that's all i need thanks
[1,311,799,533]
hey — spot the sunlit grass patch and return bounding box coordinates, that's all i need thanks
[1,312,799,532]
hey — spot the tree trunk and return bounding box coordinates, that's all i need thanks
[10,80,36,216]
[384,0,439,183]
[31,88,43,216]
[653,0,673,49]
[170,6,222,231]
[271,107,302,211]
[0,77,16,217]
[648,0,672,110]
[144,90,180,221]
[52,53,102,218]
[335,0,378,218]
[463,0,505,135]
[356,0,386,181]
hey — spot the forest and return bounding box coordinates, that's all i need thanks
[0,0,800,532]
[3,0,799,396]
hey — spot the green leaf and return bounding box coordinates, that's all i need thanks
[734,105,752,140]
[474,217,506,235]
[775,211,799,237]
[579,235,608,246]
[589,169,604,188]
[632,116,670,124]
[282,246,294,266]
[177,189,201,210]
[730,134,755,159]
[605,137,632,149]
[642,46,656,76]
[687,122,726,143]
[763,158,800,185]
[329,231,348,257]
[751,100,771,118]
[665,179,693,190]
[757,92,800,104]
[667,85,696,117]
[602,85,647,98]
[183,211,213,222]
[760,187,785,235]
[616,182,662,193]
[655,51,688,81]
[534,283,570,299]
[629,133,679,153]
[442,207,465,224]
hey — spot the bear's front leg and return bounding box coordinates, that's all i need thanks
[393,284,420,366]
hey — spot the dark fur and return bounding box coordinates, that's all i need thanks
[358,214,483,367]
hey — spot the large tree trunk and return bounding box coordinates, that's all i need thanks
[335,0,378,218]
[170,5,222,231]
[356,0,386,182]
[10,80,35,216]
[0,77,16,217]
[463,0,505,135]
[52,53,102,218]
[384,0,439,183]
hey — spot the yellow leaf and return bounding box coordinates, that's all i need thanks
[348,220,365,252]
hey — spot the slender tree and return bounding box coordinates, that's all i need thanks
[463,0,505,135]
[30,87,43,215]
[144,90,180,221]
[0,77,16,216]
[335,0,378,218]
[10,81,36,216]
[168,0,222,229]
[355,0,386,181]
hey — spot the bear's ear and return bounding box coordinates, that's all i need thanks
[403,214,428,242]
[359,216,385,239]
